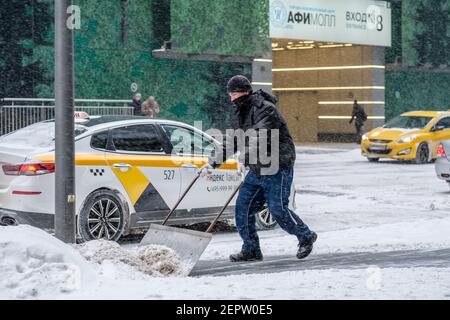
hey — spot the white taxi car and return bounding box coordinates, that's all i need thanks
[0,116,292,241]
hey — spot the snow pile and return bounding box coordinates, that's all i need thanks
[0,226,187,299]
[77,240,186,277]
[0,226,95,299]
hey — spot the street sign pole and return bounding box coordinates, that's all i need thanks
[55,0,76,243]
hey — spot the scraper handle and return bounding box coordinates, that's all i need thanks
[162,172,201,226]
[206,181,244,233]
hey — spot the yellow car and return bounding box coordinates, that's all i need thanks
[361,111,450,163]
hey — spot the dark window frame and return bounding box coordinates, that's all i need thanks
[90,130,110,151]
[435,117,450,129]
[109,124,168,154]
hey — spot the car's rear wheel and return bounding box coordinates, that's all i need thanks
[367,157,379,162]
[79,190,125,242]
[414,143,430,164]
[256,204,278,230]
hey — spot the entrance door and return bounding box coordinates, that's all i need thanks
[298,91,319,142]
[278,91,318,142]
[279,92,301,143]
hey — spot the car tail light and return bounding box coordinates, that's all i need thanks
[437,144,447,159]
[2,163,55,176]
[2,164,21,176]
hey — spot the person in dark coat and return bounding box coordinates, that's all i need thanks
[131,93,142,116]
[349,100,368,144]
[199,75,317,262]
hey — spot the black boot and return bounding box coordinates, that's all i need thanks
[297,231,317,260]
[230,248,263,262]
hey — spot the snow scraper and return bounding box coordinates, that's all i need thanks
[140,171,243,275]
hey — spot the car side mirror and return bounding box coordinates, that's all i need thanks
[431,125,445,132]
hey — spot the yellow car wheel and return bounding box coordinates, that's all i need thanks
[414,143,430,164]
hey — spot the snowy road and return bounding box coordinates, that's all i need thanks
[197,145,450,260]
[192,248,450,277]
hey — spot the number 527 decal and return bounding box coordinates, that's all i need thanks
[164,170,175,181]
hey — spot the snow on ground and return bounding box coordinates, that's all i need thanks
[295,148,450,231]
[77,240,187,277]
[201,216,450,260]
[1,145,449,299]
[0,226,186,299]
[69,267,450,300]
[0,225,96,299]
[2,225,447,299]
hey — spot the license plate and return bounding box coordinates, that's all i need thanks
[369,145,387,151]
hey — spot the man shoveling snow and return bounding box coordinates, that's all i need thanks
[199,75,318,262]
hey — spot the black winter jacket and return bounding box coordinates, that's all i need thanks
[131,99,142,116]
[350,104,367,127]
[211,90,296,176]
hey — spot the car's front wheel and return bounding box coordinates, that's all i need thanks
[414,143,430,164]
[79,190,126,242]
[255,204,278,230]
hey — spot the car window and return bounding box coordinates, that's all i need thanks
[384,116,433,129]
[435,117,450,129]
[161,125,216,157]
[111,125,164,153]
[91,131,109,150]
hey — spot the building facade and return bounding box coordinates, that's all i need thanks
[0,0,448,140]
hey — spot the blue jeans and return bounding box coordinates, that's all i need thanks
[235,167,313,253]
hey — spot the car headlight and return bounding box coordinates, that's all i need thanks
[397,134,418,144]
[362,134,368,141]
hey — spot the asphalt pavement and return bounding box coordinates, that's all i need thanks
[191,248,450,277]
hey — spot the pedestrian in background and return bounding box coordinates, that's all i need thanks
[142,96,161,118]
[131,93,142,116]
[349,100,368,144]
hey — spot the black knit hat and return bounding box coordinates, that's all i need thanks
[227,75,252,93]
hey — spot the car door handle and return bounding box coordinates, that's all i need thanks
[113,163,132,171]
[181,164,198,169]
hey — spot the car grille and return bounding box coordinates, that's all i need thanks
[369,139,392,144]
[368,148,392,155]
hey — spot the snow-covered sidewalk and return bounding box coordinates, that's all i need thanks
[1,225,449,300]
[201,216,450,261]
